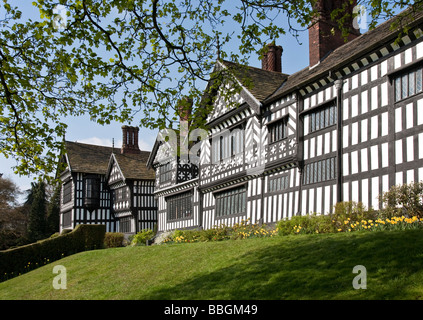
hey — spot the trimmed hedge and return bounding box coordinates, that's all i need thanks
[104,232,125,248]
[0,224,106,282]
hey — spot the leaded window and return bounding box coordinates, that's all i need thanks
[269,174,289,192]
[119,216,132,233]
[212,125,244,163]
[268,117,288,144]
[62,210,72,228]
[159,162,173,183]
[63,181,72,204]
[215,185,247,217]
[166,191,192,221]
[394,66,423,102]
[309,103,337,133]
[84,175,100,210]
[303,157,336,185]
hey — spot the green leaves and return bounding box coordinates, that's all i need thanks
[0,0,416,180]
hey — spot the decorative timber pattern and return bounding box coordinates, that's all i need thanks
[149,11,423,234]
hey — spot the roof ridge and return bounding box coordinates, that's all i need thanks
[221,59,290,76]
[65,140,114,149]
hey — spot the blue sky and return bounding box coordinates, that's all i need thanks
[0,1,372,199]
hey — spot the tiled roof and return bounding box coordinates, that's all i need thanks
[64,141,114,175]
[64,141,155,180]
[266,7,423,103]
[220,60,289,102]
[112,152,155,180]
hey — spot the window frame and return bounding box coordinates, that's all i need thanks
[159,162,173,184]
[166,191,193,221]
[62,210,72,228]
[393,65,423,102]
[63,180,72,204]
[267,116,288,144]
[268,173,290,193]
[303,157,336,185]
[211,124,245,163]
[214,185,247,218]
[308,103,337,134]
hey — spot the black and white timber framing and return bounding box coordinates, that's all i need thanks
[58,127,157,234]
[148,7,423,233]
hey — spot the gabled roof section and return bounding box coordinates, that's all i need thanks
[199,59,289,124]
[64,140,155,180]
[64,141,114,175]
[219,60,289,103]
[266,7,423,103]
[111,151,155,181]
[146,138,160,169]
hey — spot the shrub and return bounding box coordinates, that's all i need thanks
[379,181,423,218]
[231,219,278,239]
[0,224,106,282]
[164,220,278,244]
[104,232,125,248]
[131,229,155,246]
[331,201,377,232]
[276,201,376,235]
[276,214,334,236]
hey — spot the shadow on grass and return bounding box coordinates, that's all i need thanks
[143,230,423,300]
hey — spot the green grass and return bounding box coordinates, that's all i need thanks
[1,229,423,300]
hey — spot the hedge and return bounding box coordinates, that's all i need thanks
[0,224,106,282]
[104,232,125,248]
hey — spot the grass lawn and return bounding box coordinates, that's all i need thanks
[1,229,423,300]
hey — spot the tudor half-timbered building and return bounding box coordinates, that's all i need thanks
[106,126,157,233]
[59,126,157,234]
[59,141,115,232]
[147,102,201,232]
[149,2,423,234]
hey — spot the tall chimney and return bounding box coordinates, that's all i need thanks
[308,0,360,67]
[262,43,283,72]
[121,125,141,154]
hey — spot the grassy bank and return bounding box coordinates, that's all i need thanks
[1,229,423,300]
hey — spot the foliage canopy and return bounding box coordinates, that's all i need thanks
[0,0,421,178]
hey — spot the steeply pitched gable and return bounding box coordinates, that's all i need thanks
[64,141,114,175]
[110,151,155,181]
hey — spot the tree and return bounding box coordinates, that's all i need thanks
[46,183,61,235]
[0,0,422,179]
[0,176,28,249]
[26,181,48,242]
[0,175,20,209]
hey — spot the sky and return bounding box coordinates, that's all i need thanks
[0,1,372,200]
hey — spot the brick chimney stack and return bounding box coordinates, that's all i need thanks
[308,0,360,67]
[262,43,283,72]
[121,125,141,154]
